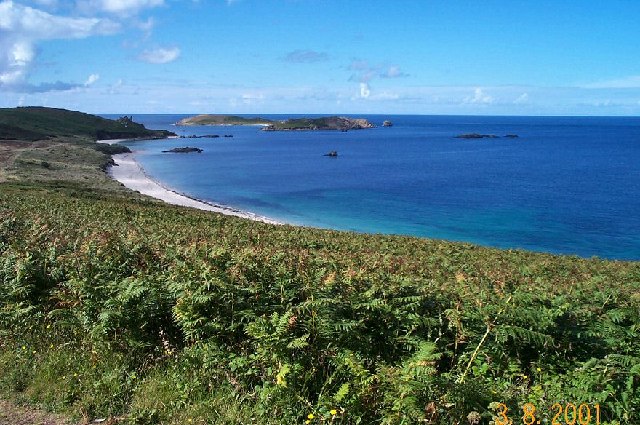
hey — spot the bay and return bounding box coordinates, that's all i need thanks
[104,114,640,260]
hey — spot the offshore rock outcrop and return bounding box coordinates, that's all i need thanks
[262,116,375,131]
[162,147,203,153]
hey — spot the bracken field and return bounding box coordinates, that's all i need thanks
[0,109,639,424]
[1,183,639,424]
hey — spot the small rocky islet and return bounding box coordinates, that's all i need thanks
[176,114,377,132]
[162,146,203,153]
[455,133,520,139]
[179,134,233,139]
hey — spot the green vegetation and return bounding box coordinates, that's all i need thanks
[0,107,163,192]
[177,115,273,126]
[0,107,174,142]
[1,108,639,424]
[2,185,639,424]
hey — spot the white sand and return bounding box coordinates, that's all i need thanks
[106,150,282,224]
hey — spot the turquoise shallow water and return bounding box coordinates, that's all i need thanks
[106,114,640,260]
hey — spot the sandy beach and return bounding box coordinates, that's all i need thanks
[103,143,281,224]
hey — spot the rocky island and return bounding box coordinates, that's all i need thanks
[176,114,375,132]
[162,147,203,153]
[176,115,272,126]
[455,133,520,139]
[455,133,499,139]
[262,116,374,131]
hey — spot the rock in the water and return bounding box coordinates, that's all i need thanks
[323,150,338,157]
[180,134,220,139]
[383,120,393,127]
[455,133,498,139]
[162,146,203,153]
[504,134,519,138]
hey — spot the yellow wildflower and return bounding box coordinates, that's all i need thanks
[330,409,337,415]
[307,413,314,419]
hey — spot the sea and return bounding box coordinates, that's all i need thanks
[103,114,640,261]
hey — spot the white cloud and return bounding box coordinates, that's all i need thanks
[359,82,370,99]
[136,16,155,38]
[0,1,119,39]
[138,46,180,64]
[76,0,164,15]
[464,87,494,104]
[348,59,376,83]
[241,92,265,105]
[348,60,408,99]
[84,73,100,86]
[514,92,529,104]
[0,0,119,89]
[380,65,408,79]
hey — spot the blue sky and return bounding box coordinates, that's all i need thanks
[2,0,640,115]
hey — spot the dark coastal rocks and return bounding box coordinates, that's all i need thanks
[94,143,132,155]
[180,134,220,139]
[383,120,393,127]
[162,147,203,153]
[179,134,234,139]
[323,151,338,157]
[455,133,499,139]
[455,133,520,139]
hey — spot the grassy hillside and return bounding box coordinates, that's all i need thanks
[0,107,174,142]
[0,108,639,424]
[0,107,168,192]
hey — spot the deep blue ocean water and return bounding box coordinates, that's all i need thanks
[105,114,640,260]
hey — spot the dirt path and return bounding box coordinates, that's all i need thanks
[0,400,72,425]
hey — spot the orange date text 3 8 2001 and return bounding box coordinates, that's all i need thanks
[495,402,601,425]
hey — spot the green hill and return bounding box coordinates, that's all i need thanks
[0,107,174,141]
[0,107,174,188]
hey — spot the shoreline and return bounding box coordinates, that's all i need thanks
[99,140,282,225]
